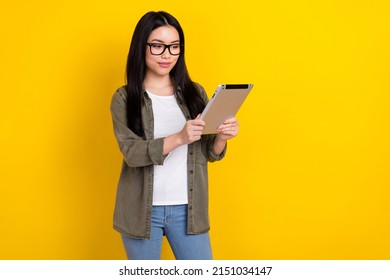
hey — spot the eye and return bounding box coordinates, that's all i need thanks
[151,43,163,49]
[171,44,180,49]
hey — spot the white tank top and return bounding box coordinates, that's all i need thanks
[147,91,188,205]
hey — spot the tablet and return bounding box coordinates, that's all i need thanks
[200,84,254,134]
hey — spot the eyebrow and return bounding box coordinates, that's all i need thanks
[150,39,180,44]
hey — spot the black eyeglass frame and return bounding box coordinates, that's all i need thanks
[146,42,183,56]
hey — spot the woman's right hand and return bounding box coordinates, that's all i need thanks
[163,115,204,155]
[178,114,205,145]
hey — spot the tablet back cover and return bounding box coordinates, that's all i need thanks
[201,84,253,134]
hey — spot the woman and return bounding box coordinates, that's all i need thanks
[110,11,239,260]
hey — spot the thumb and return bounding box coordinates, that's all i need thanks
[195,113,201,120]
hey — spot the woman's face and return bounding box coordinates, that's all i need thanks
[145,25,180,79]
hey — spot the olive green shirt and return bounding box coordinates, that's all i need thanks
[110,83,226,239]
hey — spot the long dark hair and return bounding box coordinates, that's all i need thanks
[125,11,205,138]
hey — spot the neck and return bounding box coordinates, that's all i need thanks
[144,74,174,96]
[144,72,172,87]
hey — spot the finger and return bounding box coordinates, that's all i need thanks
[218,125,238,134]
[222,122,238,129]
[192,131,203,137]
[223,117,237,124]
[190,131,202,139]
[192,126,204,132]
[191,119,206,126]
[218,123,238,131]
[221,128,236,134]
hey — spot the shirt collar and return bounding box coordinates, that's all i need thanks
[142,85,183,99]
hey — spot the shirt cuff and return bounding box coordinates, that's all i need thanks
[148,138,166,165]
[209,142,227,161]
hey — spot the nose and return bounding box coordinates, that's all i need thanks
[161,47,171,59]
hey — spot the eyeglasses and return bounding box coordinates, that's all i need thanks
[146,42,182,56]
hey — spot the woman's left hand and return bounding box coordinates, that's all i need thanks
[216,117,239,141]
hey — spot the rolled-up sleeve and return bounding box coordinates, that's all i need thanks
[110,89,165,167]
[206,134,227,162]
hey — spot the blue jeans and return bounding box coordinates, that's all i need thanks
[121,204,213,260]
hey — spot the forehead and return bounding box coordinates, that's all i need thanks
[147,25,180,42]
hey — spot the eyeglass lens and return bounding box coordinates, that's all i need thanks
[147,43,181,55]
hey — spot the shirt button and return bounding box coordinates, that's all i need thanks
[190,170,193,174]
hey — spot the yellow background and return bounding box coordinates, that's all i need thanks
[1,0,389,259]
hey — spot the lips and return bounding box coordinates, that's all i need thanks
[158,62,171,68]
